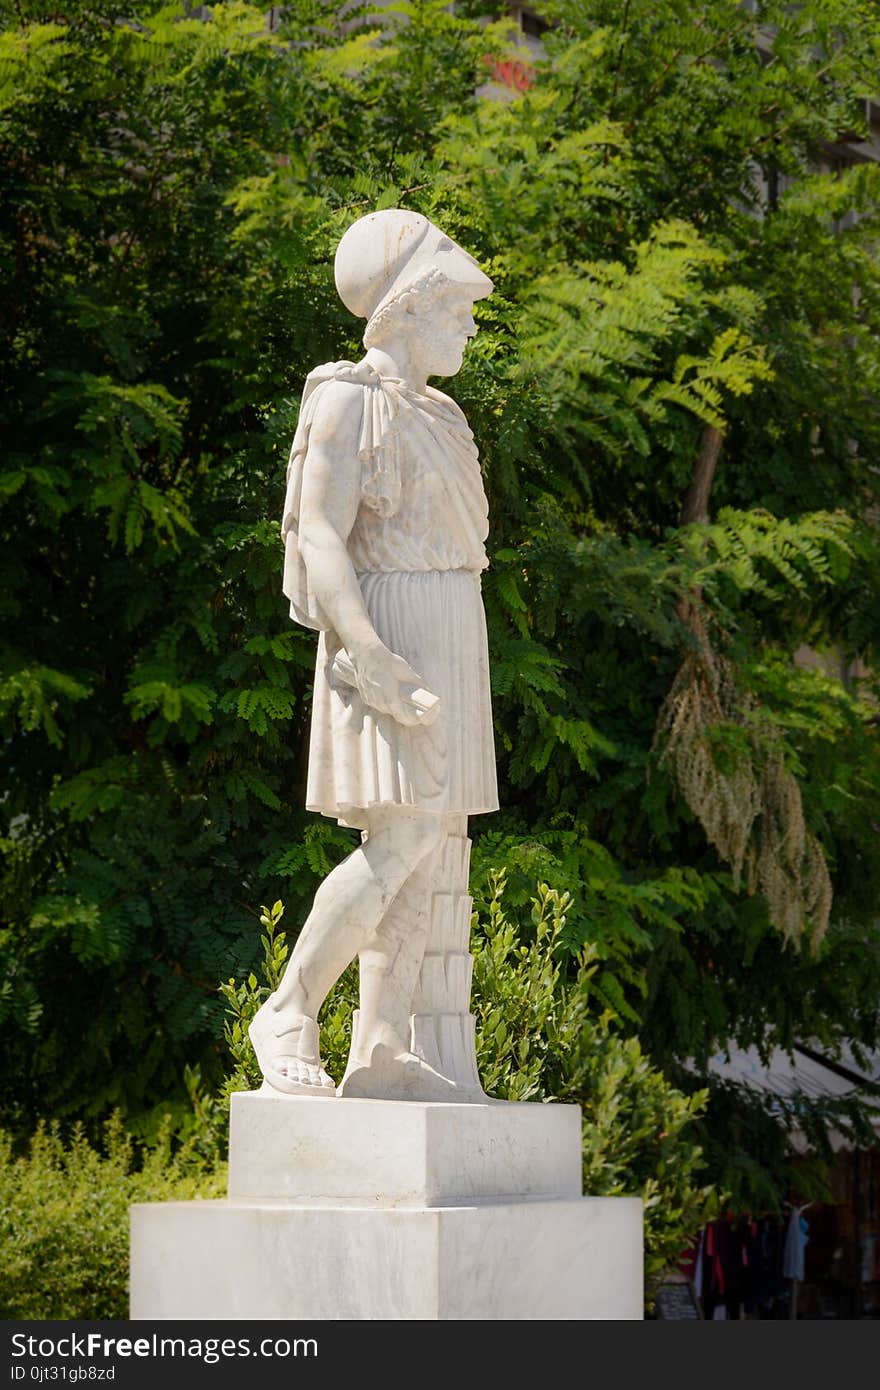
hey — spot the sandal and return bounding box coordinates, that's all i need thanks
[248,997,336,1097]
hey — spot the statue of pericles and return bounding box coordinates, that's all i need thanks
[249,210,498,1101]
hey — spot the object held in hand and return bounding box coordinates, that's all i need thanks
[331,648,441,722]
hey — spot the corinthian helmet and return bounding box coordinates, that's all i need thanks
[334,209,493,342]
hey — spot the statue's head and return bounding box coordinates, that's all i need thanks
[334,209,493,379]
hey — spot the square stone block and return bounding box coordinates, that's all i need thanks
[130,1195,643,1320]
[228,1091,583,1206]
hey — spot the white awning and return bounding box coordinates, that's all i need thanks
[703,1042,880,1150]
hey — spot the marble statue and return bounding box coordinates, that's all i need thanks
[249,209,499,1102]
[130,211,645,1325]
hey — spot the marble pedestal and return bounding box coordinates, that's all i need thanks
[130,1092,643,1320]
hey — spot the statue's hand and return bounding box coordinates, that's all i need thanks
[351,641,440,727]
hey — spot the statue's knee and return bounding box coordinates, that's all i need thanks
[397,814,444,872]
[408,811,442,867]
[363,808,444,881]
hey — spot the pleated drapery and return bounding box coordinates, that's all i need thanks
[307,570,498,829]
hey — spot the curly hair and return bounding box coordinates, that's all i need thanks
[362,266,453,348]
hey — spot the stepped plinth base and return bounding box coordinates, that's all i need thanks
[130,1094,643,1321]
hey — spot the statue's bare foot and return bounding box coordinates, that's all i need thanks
[338,1043,458,1102]
[248,996,336,1097]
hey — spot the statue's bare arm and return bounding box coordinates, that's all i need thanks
[298,383,376,658]
[298,382,430,727]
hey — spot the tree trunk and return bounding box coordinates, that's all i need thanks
[680,424,724,526]
[676,424,724,652]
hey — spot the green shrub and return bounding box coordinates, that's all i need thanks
[0,1116,223,1319]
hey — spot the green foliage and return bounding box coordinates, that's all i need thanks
[0,1115,223,1319]
[1,0,879,1219]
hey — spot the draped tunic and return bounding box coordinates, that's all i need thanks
[283,359,498,829]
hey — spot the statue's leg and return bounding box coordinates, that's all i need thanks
[249,806,442,1095]
[340,815,484,1101]
[337,811,466,1101]
[351,836,441,1064]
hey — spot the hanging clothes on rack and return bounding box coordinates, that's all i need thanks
[701,1218,748,1318]
[784,1205,811,1282]
[744,1215,787,1314]
[688,1213,789,1318]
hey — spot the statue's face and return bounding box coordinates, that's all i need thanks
[409,285,478,380]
